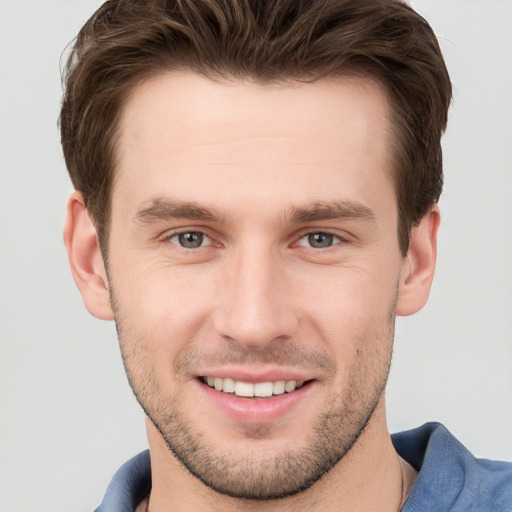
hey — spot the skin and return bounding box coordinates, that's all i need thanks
[65,72,439,511]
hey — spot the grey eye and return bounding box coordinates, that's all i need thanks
[175,232,206,249]
[307,233,335,248]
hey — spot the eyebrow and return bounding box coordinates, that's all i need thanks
[290,201,376,224]
[134,197,376,226]
[134,198,219,224]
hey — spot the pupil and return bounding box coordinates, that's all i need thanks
[179,232,203,248]
[309,233,333,248]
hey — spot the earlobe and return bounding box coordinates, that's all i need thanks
[63,192,114,321]
[396,205,440,316]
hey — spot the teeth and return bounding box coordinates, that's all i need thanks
[273,381,286,395]
[203,377,304,397]
[235,381,254,397]
[285,380,297,393]
[254,382,273,397]
[223,377,236,393]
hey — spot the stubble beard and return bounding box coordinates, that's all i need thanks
[112,296,396,501]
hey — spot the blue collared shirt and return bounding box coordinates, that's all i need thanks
[95,423,512,511]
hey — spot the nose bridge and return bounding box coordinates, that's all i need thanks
[214,240,298,348]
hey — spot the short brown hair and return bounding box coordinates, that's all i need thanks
[60,0,452,255]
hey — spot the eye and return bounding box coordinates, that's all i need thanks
[169,231,211,249]
[297,232,342,249]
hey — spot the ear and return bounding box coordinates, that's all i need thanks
[63,192,114,320]
[396,205,440,316]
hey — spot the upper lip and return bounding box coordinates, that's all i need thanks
[195,367,314,383]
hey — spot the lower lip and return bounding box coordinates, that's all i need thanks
[196,380,314,423]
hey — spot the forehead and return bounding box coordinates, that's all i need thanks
[119,71,390,154]
[114,71,395,221]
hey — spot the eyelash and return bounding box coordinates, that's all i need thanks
[163,229,348,251]
[165,230,215,250]
[294,231,347,250]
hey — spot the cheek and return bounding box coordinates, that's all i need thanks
[112,254,216,317]
[111,263,208,366]
[295,265,398,362]
[296,261,399,323]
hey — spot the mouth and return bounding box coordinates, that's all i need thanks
[196,374,316,423]
[200,376,307,398]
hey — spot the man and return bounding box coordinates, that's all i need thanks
[60,0,512,510]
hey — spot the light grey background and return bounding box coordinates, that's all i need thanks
[0,1,511,511]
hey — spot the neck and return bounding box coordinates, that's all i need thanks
[145,400,405,512]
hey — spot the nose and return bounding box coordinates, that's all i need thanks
[213,244,299,350]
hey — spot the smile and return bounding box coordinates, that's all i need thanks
[202,377,305,397]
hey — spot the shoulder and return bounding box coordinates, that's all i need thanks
[393,423,512,512]
[94,450,151,512]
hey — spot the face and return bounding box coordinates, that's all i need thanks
[107,73,406,499]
